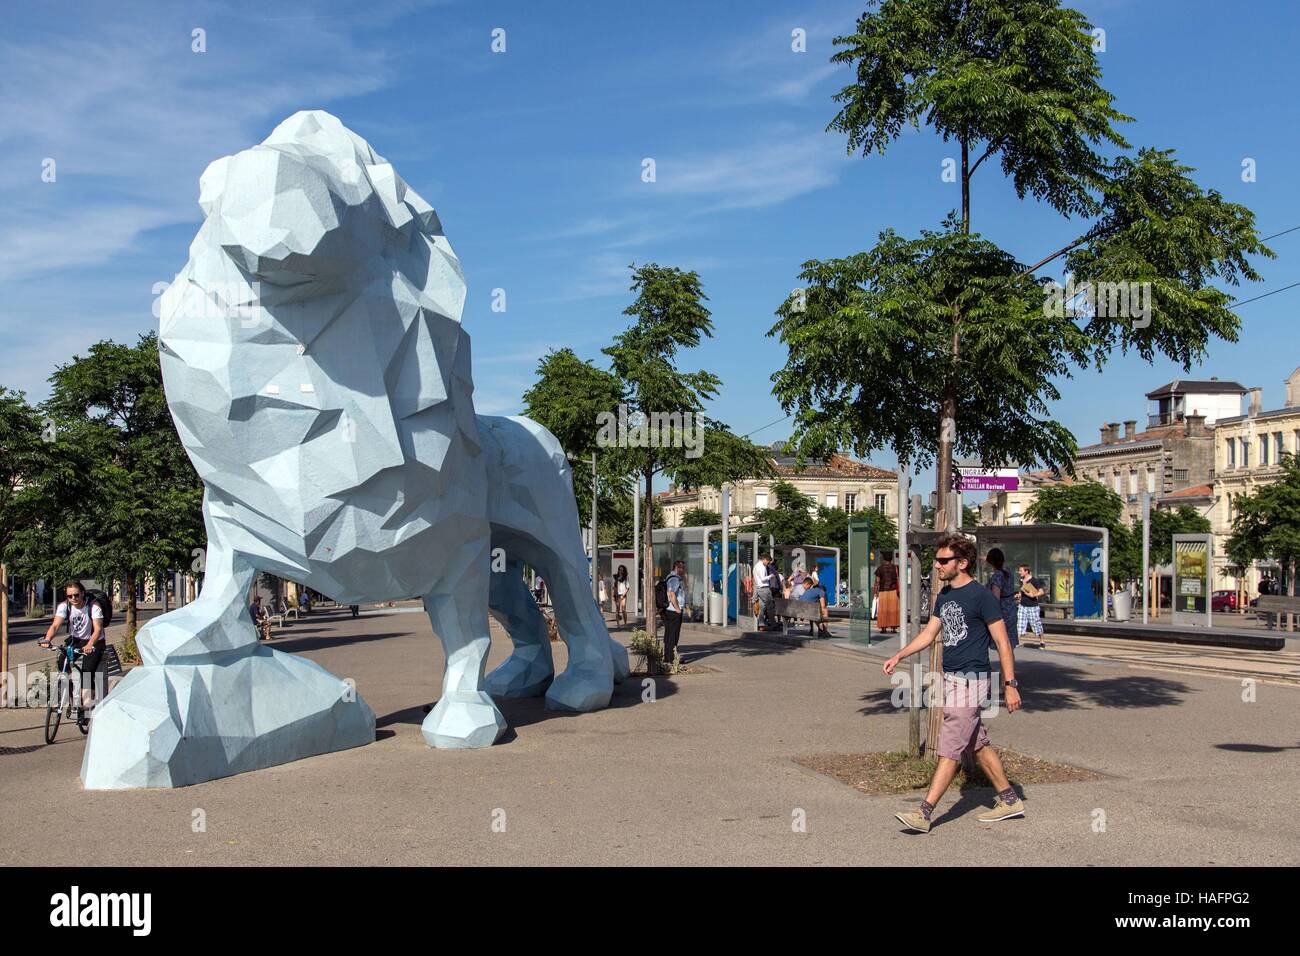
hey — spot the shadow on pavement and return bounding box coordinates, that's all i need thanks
[267,631,408,653]
[376,673,676,736]
[1214,741,1300,753]
[856,660,1192,716]
[686,635,801,660]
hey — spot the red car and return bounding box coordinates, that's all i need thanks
[1211,590,1239,612]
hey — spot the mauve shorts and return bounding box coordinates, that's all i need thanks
[936,673,991,761]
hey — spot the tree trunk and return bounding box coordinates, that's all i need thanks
[1,562,9,706]
[125,569,137,638]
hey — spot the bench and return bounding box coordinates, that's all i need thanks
[1255,595,1300,628]
[267,606,301,629]
[773,598,829,636]
[1040,602,1073,621]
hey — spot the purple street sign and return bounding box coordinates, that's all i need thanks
[959,475,1020,492]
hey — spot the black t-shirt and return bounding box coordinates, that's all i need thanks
[1020,577,1045,607]
[934,580,1003,675]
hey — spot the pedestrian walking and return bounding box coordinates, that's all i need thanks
[614,565,629,626]
[1016,564,1046,648]
[875,551,901,633]
[754,553,775,630]
[985,548,1019,649]
[883,533,1023,833]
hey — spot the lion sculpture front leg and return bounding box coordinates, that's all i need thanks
[80,511,376,789]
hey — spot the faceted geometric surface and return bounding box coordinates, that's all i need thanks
[81,111,626,790]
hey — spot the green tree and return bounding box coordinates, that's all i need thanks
[23,334,205,637]
[749,481,815,545]
[0,388,53,671]
[1146,505,1212,568]
[0,389,49,572]
[525,265,772,620]
[771,0,1271,536]
[597,494,664,549]
[1228,454,1300,599]
[1024,479,1140,581]
[680,506,722,528]
[521,347,633,529]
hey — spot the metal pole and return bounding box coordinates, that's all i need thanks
[632,480,641,625]
[1141,491,1151,625]
[591,453,598,602]
[721,484,730,628]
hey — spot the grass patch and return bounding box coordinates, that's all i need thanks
[795,749,1103,796]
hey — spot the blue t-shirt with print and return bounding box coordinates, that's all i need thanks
[934,580,1003,675]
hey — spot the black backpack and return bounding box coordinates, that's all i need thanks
[654,576,670,612]
[68,589,114,631]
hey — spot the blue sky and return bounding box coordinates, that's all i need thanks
[3,0,1298,498]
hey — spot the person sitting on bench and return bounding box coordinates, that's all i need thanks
[797,571,831,638]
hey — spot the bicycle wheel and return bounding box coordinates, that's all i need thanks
[44,675,64,744]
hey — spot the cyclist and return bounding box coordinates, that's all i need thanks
[39,579,105,710]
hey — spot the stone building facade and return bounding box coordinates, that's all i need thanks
[660,444,898,528]
[1211,369,1300,593]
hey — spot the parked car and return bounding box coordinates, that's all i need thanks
[1211,590,1238,612]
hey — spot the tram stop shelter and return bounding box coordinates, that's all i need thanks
[974,523,1110,620]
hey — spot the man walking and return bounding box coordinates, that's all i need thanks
[754,553,775,630]
[883,534,1023,832]
[662,559,687,669]
[1016,564,1047,649]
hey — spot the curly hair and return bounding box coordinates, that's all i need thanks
[934,533,977,573]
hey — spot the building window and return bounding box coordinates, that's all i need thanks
[755,491,768,509]
[1261,436,1270,466]
[1276,432,1285,462]
[1226,439,1236,467]
[825,492,837,508]
[1173,468,1189,483]
[1242,439,1250,468]
[1129,471,1138,495]
[874,493,887,513]
[1147,470,1156,493]
[845,493,857,514]
[1114,472,1122,493]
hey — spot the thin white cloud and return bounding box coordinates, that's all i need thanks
[648,132,850,212]
[0,1,421,284]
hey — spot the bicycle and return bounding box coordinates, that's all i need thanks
[42,641,90,744]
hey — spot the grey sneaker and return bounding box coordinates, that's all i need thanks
[895,809,931,833]
[977,797,1026,822]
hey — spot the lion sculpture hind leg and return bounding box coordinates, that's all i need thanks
[479,415,630,714]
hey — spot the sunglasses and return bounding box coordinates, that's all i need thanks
[66,593,84,600]
[933,555,959,565]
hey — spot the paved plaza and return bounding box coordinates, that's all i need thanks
[2,606,1297,866]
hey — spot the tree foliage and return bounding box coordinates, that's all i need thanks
[680,507,722,528]
[1146,505,1212,568]
[524,264,772,617]
[12,334,204,632]
[0,388,50,568]
[772,0,1271,533]
[1024,479,1139,581]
